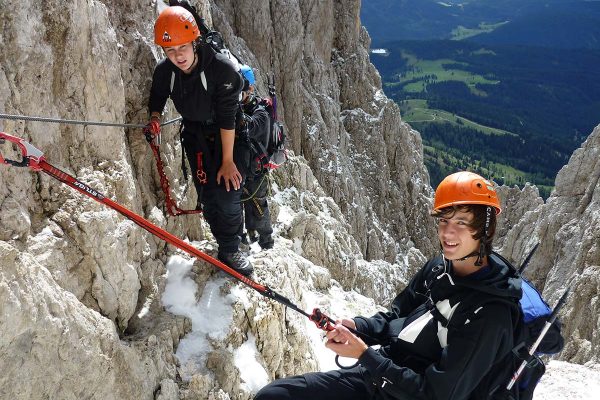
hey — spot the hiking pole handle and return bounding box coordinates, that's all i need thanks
[310,308,336,331]
[0,132,45,169]
[506,285,570,390]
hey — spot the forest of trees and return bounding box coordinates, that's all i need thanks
[372,40,600,194]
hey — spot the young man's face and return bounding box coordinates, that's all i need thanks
[164,42,195,71]
[437,209,479,260]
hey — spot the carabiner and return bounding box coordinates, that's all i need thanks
[0,132,45,170]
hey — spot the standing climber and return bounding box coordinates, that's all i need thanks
[146,6,252,276]
[255,171,524,399]
[239,65,274,250]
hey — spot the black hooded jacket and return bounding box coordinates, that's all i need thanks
[354,253,523,400]
[148,43,243,131]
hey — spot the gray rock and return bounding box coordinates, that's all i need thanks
[500,124,600,363]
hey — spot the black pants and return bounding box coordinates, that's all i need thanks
[254,367,375,400]
[181,126,248,254]
[243,173,273,245]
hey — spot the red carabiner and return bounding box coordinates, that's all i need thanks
[196,152,208,184]
[0,132,45,170]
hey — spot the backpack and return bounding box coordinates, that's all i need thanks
[490,251,565,400]
[240,96,288,177]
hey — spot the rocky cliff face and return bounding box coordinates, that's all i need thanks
[0,0,598,399]
[211,0,437,265]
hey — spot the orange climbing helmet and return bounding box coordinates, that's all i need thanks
[433,171,501,214]
[154,6,200,47]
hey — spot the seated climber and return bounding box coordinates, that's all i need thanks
[255,171,525,400]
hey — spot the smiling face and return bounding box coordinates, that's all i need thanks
[164,42,196,72]
[437,208,480,262]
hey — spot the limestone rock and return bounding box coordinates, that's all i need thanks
[495,183,544,250]
[0,241,177,400]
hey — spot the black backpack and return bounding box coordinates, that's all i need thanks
[490,251,565,400]
[240,96,287,177]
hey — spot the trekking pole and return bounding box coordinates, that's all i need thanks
[506,285,570,390]
[0,132,340,334]
[518,243,539,274]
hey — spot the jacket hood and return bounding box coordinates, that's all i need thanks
[196,42,215,72]
[434,252,522,302]
[444,252,522,302]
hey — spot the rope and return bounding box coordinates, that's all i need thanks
[149,141,202,217]
[0,113,182,129]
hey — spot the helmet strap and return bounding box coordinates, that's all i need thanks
[184,50,198,74]
[474,242,485,266]
[454,250,479,263]
[475,206,493,266]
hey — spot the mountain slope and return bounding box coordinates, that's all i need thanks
[471,2,600,49]
[361,0,585,44]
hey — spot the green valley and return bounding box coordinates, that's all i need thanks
[371,40,600,197]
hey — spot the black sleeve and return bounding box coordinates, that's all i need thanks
[354,264,430,343]
[247,107,270,139]
[212,54,243,130]
[358,303,515,400]
[148,59,173,115]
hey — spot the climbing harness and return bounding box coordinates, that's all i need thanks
[241,174,269,216]
[0,132,362,360]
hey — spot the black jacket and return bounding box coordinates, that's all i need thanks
[148,43,243,130]
[242,99,270,145]
[354,253,523,400]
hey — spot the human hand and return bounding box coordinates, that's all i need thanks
[143,117,161,142]
[325,323,368,359]
[339,318,356,330]
[216,160,242,191]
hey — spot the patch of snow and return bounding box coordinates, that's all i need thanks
[234,334,270,393]
[162,255,235,380]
